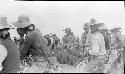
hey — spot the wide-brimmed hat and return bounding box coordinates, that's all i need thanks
[83,22,90,28]
[109,27,121,33]
[98,23,107,30]
[12,15,31,28]
[0,15,10,29]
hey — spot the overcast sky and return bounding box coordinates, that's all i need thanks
[0,0,125,39]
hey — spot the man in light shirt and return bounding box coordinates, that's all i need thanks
[0,45,7,71]
[85,24,106,73]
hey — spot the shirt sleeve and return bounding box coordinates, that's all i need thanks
[98,34,106,55]
[0,45,7,71]
[20,36,34,59]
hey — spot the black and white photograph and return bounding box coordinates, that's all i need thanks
[0,0,124,73]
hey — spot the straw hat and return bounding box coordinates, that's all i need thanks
[83,22,90,28]
[12,15,31,28]
[0,15,10,29]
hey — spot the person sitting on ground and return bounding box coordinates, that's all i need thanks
[12,15,50,65]
[0,15,20,73]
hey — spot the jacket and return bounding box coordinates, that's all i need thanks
[0,38,20,73]
[20,28,49,59]
[0,45,7,71]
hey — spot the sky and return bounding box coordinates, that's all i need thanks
[0,0,125,39]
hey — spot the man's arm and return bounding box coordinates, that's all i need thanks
[0,45,7,71]
[20,36,34,59]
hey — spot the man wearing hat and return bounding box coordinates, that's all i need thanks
[80,23,92,60]
[85,24,106,73]
[61,28,76,64]
[104,27,125,73]
[12,15,50,65]
[62,28,76,47]
[0,16,20,73]
[81,23,91,45]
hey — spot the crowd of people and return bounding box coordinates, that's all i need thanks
[0,15,124,73]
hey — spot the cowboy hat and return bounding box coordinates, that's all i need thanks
[98,23,107,30]
[83,22,90,28]
[0,15,10,29]
[109,27,121,33]
[90,18,97,25]
[12,15,31,28]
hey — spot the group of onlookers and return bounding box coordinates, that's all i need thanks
[0,15,124,73]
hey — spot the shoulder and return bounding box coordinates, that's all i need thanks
[0,45,7,55]
[27,29,43,39]
[0,45,6,50]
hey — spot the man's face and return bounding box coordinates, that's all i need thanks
[17,28,26,36]
[84,28,89,32]
[2,30,8,35]
[65,30,71,35]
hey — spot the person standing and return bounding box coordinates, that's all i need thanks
[85,24,106,73]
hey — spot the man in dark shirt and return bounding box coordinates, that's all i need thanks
[12,15,50,62]
[0,16,20,73]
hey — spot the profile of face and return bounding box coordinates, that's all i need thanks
[17,28,27,36]
[0,29,10,39]
[65,30,71,35]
